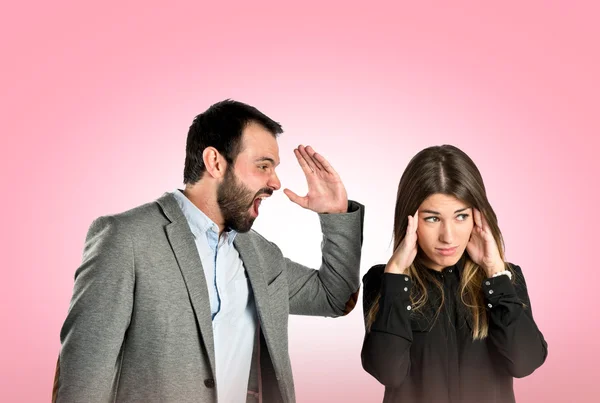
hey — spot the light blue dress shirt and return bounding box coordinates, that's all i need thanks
[172,190,257,403]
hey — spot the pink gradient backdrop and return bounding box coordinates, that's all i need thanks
[2,1,597,401]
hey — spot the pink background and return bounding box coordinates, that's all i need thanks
[2,1,598,401]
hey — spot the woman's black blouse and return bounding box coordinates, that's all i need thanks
[361,261,548,403]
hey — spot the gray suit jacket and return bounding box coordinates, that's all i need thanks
[55,193,364,402]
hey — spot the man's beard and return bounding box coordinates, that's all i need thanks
[217,167,273,233]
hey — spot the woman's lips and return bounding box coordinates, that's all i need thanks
[436,246,457,256]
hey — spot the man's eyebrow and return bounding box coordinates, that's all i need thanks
[255,157,279,166]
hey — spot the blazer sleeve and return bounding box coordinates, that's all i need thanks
[483,264,548,378]
[55,216,135,402]
[361,265,414,387]
[284,200,364,317]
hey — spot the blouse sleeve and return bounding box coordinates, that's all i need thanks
[361,266,415,387]
[483,264,548,377]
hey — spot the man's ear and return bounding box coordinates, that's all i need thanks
[203,147,228,179]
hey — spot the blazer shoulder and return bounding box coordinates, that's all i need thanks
[97,200,167,229]
[116,199,165,221]
[83,200,168,248]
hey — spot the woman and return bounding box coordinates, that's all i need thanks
[361,145,547,402]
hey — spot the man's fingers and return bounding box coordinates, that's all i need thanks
[306,146,340,177]
[293,148,313,175]
[304,146,327,172]
[297,145,318,173]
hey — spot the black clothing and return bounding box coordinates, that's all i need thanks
[361,261,547,403]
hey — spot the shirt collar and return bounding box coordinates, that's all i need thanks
[171,189,237,245]
[419,253,466,277]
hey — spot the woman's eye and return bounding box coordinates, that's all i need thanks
[424,216,439,223]
[456,214,470,221]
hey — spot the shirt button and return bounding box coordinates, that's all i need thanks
[407,305,412,310]
[204,379,215,388]
[489,290,494,294]
[485,281,491,286]
[449,269,453,273]
[404,287,408,292]
[488,303,493,308]
[404,277,409,281]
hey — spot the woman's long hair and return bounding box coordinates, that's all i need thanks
[366,145,511,340]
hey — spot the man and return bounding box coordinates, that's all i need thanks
[54,100,364,402]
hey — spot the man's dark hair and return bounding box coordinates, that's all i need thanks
[183,99,283,184]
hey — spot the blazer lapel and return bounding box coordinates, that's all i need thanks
[157,193,216,376]
[235,232,292,402]
[233,233,271,328]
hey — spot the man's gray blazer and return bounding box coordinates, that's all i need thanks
[54,192,364,402]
